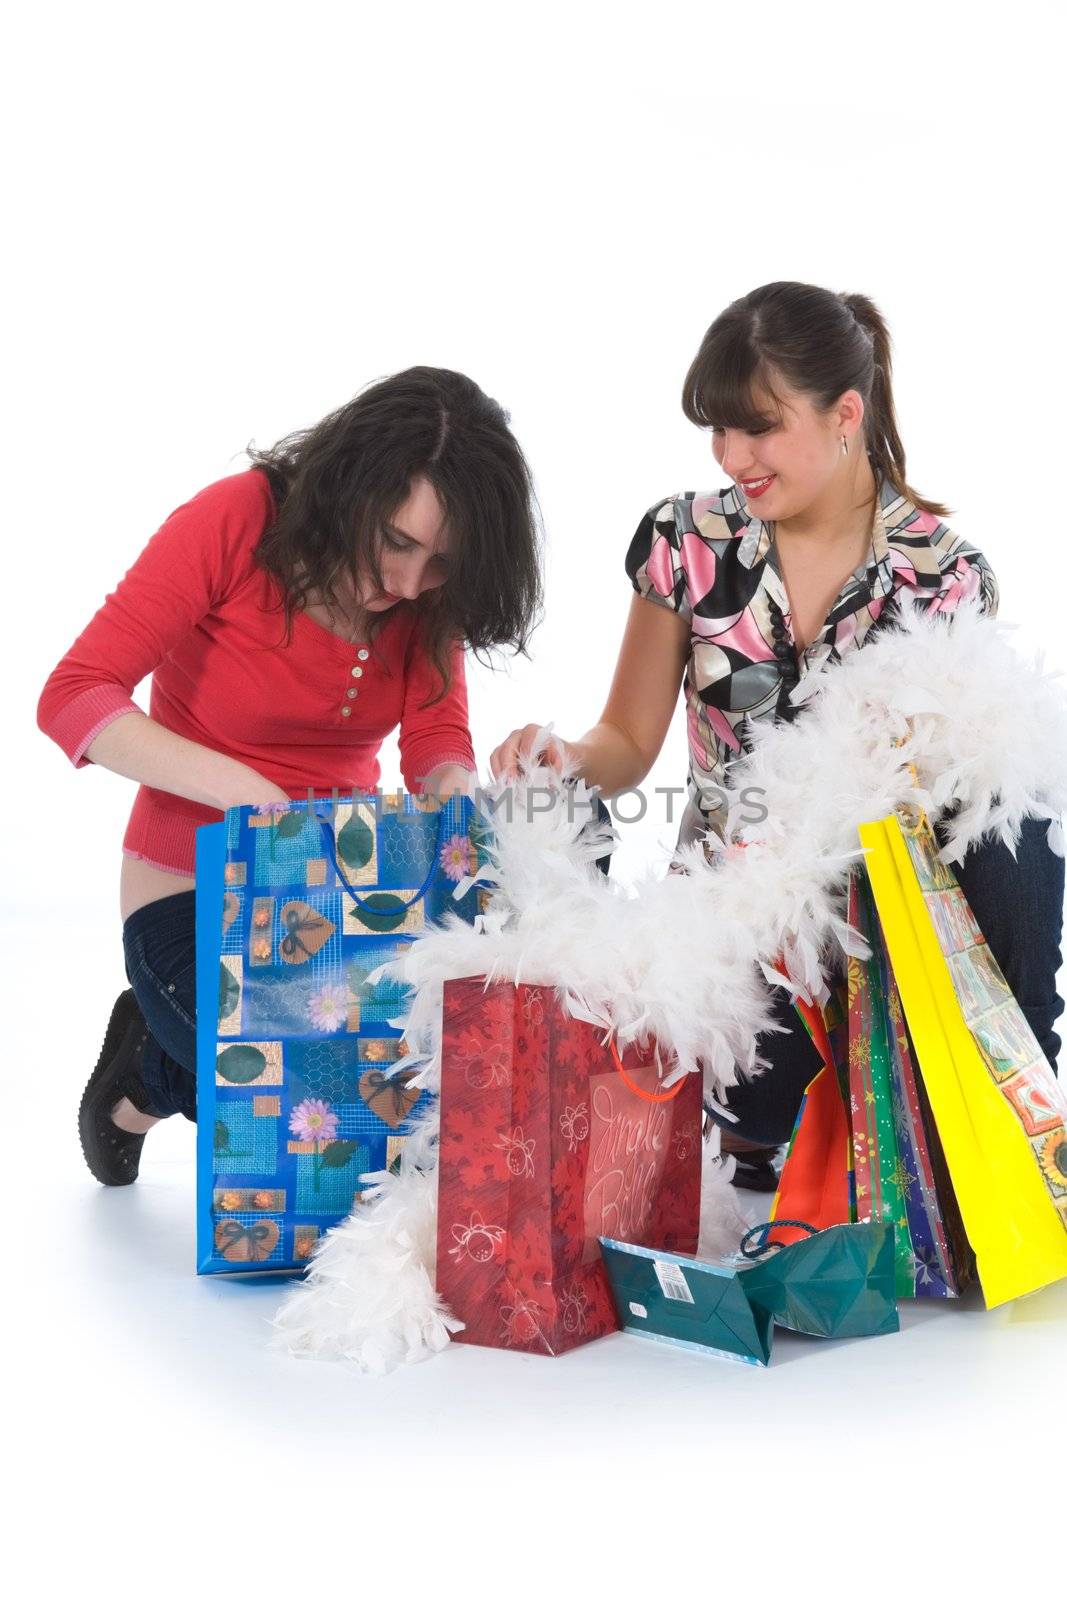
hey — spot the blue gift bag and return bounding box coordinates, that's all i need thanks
[195,793,487,1275]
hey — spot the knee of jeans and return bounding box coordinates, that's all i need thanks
[1018,995,1064,1065]
[139,958,196,1031]
[122,928,142,988]
[711,1074,809,1148]
[126,947,197,1071]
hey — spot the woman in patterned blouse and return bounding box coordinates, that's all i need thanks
[491,281,1064,1184]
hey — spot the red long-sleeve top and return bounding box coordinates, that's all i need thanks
[36,468,477,875]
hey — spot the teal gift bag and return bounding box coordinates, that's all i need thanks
[195,793,488,1275]
[599,1221,899,1366]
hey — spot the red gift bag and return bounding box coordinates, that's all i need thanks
[436,977,702,1355]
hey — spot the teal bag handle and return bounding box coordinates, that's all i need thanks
[317,804,454,922]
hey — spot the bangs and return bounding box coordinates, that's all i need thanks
[682,325,785,431]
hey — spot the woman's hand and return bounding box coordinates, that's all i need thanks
[489,724,575,782]
[231,775,293,810]
[419,762,477,802]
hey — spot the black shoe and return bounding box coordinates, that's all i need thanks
[730,1154,782,1193]
[78,990,154,1186]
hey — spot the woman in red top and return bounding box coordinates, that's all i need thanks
[38,367,542,1185]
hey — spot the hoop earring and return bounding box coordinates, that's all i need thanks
[841,435,849,457]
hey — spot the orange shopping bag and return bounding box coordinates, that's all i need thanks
[765,985,851,1247]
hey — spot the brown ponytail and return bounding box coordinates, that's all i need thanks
[682,281,950,519]
[839,292,948,518]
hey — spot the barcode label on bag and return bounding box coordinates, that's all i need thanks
[653,1260,695,1304]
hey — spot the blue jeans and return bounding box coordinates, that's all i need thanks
[706,816,1065,1146]
[122,890,198,1121]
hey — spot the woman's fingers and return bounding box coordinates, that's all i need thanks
[488,729,522,780]
[490,724,540,779]
[489,723,565,780]
[535,734,565,771]
[517,723,563,771]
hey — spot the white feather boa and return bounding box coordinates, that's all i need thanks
[271,597,1067,1370]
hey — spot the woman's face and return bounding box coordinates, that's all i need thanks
[710,376,865,519]
[358,475,452,611]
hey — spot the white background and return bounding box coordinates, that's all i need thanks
[5,1,1065,1586]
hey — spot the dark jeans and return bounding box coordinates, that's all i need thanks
[124,807,1065,1131]
[706,816,1065,1147]
[122,890,198,1122]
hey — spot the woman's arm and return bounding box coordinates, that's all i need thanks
[398,635,478,794]
[37,474,274,768]
[489,594,690,793]
[85,711,289,810]
[38,472,288,809]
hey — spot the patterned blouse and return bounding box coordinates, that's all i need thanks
[625,473,998,841]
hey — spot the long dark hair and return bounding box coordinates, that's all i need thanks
[681,281,948,518]
[249,367,543,700]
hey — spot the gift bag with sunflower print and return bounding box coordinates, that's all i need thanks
[195,792,489,1275]
[860,804,1067,1309]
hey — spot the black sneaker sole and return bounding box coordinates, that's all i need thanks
[78,990,151,1186]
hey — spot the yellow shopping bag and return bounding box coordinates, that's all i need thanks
[860,808,1067,1308]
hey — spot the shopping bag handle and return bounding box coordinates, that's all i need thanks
[318,805,452,919]
[740,1220,817,1258]
[607,1038,685,1102]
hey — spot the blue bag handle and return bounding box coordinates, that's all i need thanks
[739,1220,818,1259]
[317,803,454,921]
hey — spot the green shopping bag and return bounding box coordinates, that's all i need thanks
[845,866,973,1298]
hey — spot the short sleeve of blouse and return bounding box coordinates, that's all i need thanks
[624,495,692,622]
[920,523,1000,620]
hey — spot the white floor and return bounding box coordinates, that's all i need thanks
[11,918,1066,1588]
